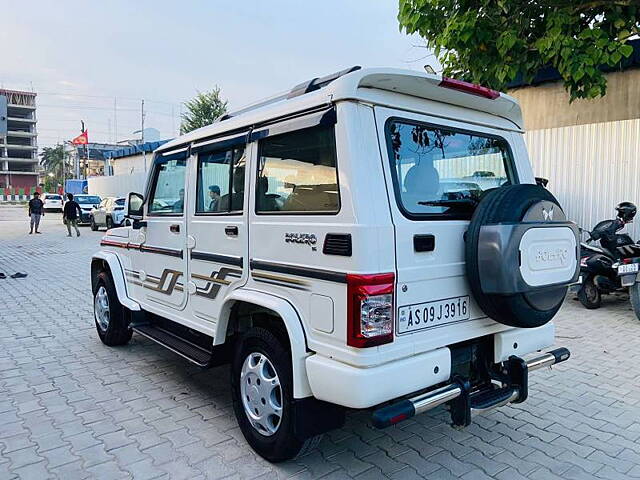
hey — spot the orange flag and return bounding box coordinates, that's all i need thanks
[72,131,88,145]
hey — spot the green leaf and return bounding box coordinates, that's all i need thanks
[620,44,634,58]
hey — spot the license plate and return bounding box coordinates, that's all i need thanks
[618,263,639,274]
[397,296,470,334]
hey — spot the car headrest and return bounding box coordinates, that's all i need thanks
[404,164,440,196]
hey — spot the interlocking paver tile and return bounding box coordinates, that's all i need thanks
[3,205,640,479]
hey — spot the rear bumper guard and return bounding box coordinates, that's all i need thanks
[372,347,570,429]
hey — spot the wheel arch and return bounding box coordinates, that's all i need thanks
[91,251,141,311]
[218,289,312,399]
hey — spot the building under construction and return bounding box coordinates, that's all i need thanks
[0,89,38,190]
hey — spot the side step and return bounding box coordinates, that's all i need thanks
[132,324,213,367]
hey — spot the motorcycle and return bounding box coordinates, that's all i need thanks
[576,202,640,319]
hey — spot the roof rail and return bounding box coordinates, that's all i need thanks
[219,65,361,122]
[286,65,361,99]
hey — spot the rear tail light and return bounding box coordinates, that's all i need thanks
[439,77,500,99]
[346,273,394,348]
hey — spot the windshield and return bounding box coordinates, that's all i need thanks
[386,119,516,220]
[115,198,125,206]
[76,196,101,204]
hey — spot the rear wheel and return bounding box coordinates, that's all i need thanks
[629,283,640,320]
[93,271,132,346]
[231,327,321,462]
[90,217,98,231]
[577,276,601,309]
[106,216,114,229]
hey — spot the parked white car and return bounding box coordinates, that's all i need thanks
[71,194,101,225]
[42,193,63,212]
[91,67,578,462]
[90,197,126,230]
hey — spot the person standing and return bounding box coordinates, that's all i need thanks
[63,193,83,237]
[28,191,44,234]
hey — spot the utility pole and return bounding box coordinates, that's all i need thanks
[141,99,146,172]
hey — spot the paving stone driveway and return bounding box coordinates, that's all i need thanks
[1,205,640,479]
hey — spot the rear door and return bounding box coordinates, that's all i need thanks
[186,134,249,337]
[375,107,520,350]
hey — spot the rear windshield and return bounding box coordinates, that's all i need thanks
[386,119,516,220]
[115,198,125,206]
[76,196,101,204]
[45,195,62,200]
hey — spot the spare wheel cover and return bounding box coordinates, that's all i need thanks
[465,184,573,328]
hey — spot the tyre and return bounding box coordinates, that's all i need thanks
[465,184,571,328]
[629,282,640,320]
[93,271,132,346]
[106,216,114,229]
[577,276,601,309]
[231,327,321,462]
[90,217,98,231]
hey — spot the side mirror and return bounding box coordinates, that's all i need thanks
[126,192,146,228]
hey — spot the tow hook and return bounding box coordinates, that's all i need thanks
[371,347,570,429]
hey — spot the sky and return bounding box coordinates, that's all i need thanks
[0,1,437,151]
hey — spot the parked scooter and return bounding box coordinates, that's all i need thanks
[576,202,640,318]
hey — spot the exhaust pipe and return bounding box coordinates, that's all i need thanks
[372,347,570,429]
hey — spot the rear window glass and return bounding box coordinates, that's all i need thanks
[76,196,101,204]
[386,120,515,220]
[46,195,62,200]
[115,199,125,206]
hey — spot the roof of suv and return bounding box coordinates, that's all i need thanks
[159,67,523,154]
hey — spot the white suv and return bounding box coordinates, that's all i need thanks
[91,67,578,462]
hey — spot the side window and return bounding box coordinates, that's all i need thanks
[148,158,187,215]
[256,124,339,214]
[196,145,246,214]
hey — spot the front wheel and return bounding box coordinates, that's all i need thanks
[577,276,601,309]
[231,327,321,462]
[629,282,640,321]
[90,217,98,231]
[93,271,132,346]
[106,216,114,229]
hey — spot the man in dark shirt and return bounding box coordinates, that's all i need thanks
[63,193,83,237]
[208,185,220,212]
[28,191,45,234]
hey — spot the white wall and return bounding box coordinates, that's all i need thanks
[525,118,640,239]
[88,172,147,198]
[112,153,150,176]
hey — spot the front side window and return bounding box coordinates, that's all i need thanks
[196,146,246,214]
[148,158,187,215]
[386,120,515,219]
[256,125,339,214]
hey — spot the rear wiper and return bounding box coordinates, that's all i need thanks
[417,198,478,208]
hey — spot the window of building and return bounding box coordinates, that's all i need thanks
[256,125,339,214]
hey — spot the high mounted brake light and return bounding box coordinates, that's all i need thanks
[347,273,395,348]
[439,77,500,100]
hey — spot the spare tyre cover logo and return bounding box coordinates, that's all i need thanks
[542,206,554,221]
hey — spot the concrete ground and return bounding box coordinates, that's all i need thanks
[1,204,640,479]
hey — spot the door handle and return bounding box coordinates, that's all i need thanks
[170,224,180,233]
[414,234,435,252]
[225,225,239,236]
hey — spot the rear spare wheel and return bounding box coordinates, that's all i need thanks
[465,184,579,328]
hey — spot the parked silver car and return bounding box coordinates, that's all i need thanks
[90,197,126,230]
